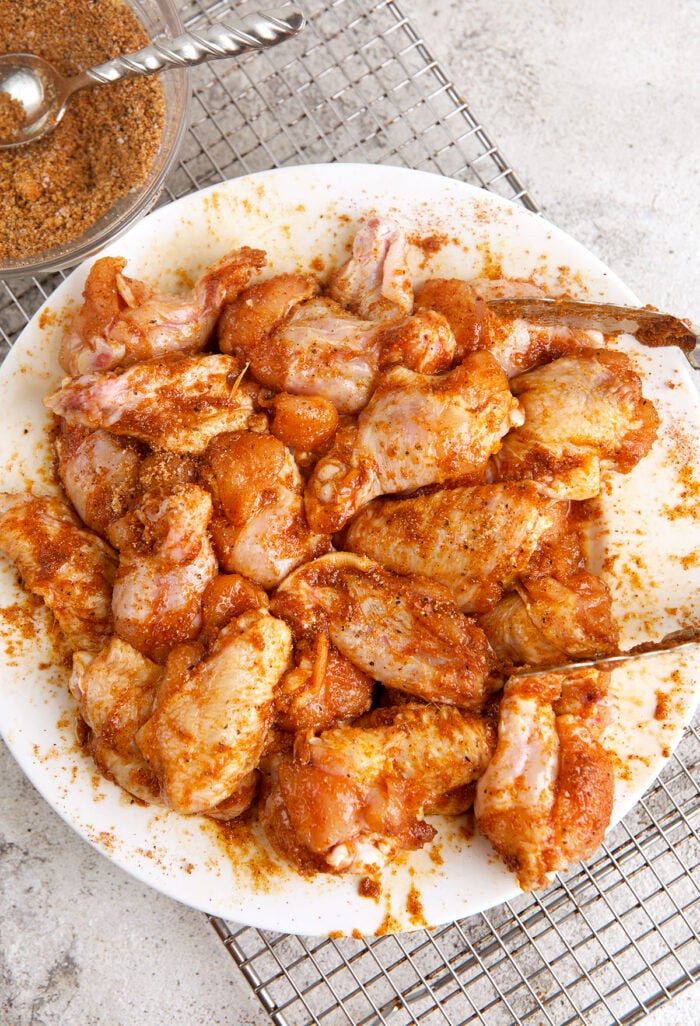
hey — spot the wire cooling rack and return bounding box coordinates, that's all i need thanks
[1,2,698,1024]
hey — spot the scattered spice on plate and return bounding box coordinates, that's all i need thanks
[0,0,166,262]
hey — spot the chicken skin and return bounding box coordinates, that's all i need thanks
[55,423,142,539]
[0,493,117,651]
[271,552,494,707]
[345,482,560,613]
[69,637,162,804]
[491,349,660,499]
[59,248,266,376]
[44,354,258,455]
[201,431,331,590]
[108,484,218,663]
[475,669,614,891]
[260,703,496,875]
[326,215,414,321]
[136,609,292,815]
[305,351,523,533]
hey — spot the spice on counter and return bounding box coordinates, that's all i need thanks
[0,0,166,262]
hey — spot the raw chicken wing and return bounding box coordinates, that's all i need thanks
[491,349,660,499]
[305,351,523,532]
[260,703,496,875]
[70,637,162,803]
[55,422,142,538]
[0,493,117,651]
[345,482,560,613]
[416,277,602,376]
[274,632,374,733]
[202,431,331,589]
[136,609,292,814]
[479,567,619,666]
[271,552,494,707]
[108,484,218,662]
[44,354,258,455]
[59,248,266,376]
[219,272,320,359]
[475,669,614,891]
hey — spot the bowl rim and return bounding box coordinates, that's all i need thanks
[0,0,191,280]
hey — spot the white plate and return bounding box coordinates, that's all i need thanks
[1,164,699,937]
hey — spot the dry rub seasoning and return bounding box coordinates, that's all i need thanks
[0,0,166,262]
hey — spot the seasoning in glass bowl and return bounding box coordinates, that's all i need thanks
[0,0,166,262]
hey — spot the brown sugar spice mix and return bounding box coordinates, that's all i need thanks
[0,0,166,262]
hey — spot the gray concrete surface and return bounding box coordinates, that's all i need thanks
[1,1,698,1023]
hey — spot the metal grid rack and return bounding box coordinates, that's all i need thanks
[1,1,698,1024]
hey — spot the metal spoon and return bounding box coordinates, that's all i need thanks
[0,7,304,148]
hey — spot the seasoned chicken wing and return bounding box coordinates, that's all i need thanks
[222,294,381,414]
[219,272,321,360]
[345,482,560,613]
[70,638,162,803]
[271,552,494,707]
[416,277,601,376]
[136,609,292,814]
[274,632,375,733]
[475,670,614,891]
[202,431,331,590]
[0,493,117,651]
[479,569,619,666]
[326,216,414,321]
[260,703,496,875]
[44,354,258,455]
[305,351,523,532]
[55,422,142,538]
[491,349,660,499]
[108,484,218,663]
[59,248,266,376]
[222,295,455,416]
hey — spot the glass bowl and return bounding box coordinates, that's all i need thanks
[0,0,190,280]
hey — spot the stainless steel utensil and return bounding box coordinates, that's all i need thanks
[0,7,304,148]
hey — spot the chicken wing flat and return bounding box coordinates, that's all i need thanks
[59,248,266,376]
[70,637,162,804]
[491,349,660,499]
[345,482,560,613]
[305,351,523,533]
[0,493,117,651]
[475,670,614,891]
[44,354,258,455]
[260,703,496,875]
[271,552,494,707]
[136,609,292,814]
[218,272,321,361]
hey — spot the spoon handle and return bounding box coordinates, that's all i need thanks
[78,7,304,87]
